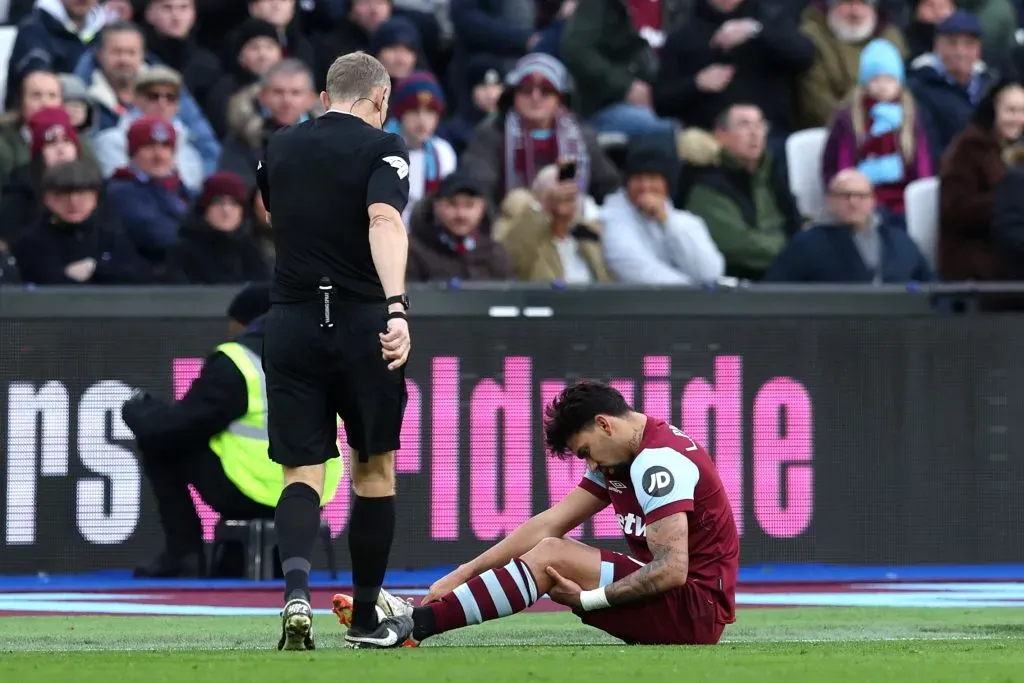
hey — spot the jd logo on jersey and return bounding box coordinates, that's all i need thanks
[644,466,674,497]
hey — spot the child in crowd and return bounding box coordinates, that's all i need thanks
[384,71,457,224]
[822,38,932,226]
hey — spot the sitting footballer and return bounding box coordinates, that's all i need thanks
[332,380,740,646]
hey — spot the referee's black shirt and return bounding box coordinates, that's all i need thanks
[257,110,411,303]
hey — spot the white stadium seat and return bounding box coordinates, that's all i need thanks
[0,25,18,113]
[785,127,828,222]
[904,176,940,269]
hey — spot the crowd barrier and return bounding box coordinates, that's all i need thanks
[2,283,1023,574]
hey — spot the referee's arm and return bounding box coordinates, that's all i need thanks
[366,142,412,301]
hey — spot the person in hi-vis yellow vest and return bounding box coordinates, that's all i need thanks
[122,283,343,578]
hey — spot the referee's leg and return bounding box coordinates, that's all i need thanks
[333,308,410,646]
[263,305,338,650]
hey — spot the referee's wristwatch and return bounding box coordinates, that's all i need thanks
[387,294,410,319]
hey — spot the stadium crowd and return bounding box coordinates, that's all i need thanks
[1,0,1024,286]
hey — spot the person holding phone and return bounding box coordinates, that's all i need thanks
[497,161,613,283]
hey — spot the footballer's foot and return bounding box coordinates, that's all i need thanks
[332,593,419,647]
[277,597,315,651]
[344,613,414,649]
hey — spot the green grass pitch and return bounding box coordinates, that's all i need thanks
[2,608,1024,682]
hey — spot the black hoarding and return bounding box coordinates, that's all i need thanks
[2,313,1023,573]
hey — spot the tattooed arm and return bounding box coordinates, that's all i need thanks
[604,513,690,606]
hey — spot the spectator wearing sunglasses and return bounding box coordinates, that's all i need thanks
[92,65,205,194]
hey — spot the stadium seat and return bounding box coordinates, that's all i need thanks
[785,127,828,222]
[905,176,940,269]
[0,25,17,112]
[209,518,337,581]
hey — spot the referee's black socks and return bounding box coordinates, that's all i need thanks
[348,495,396,631]
[275,482,321,603]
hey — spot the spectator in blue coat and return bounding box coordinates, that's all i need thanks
[5,0,119,110]
[764,168,933,283]
[74,20,221,175]
[13,158,150,285]
[908,10,998,163]
[106,115,191,264]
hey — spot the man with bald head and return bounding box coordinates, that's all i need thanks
[763,169,932,283]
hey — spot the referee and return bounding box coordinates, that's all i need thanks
[257,51,414,651]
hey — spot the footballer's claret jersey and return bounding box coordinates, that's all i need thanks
[257,111,411,304]
[578,417,740,624]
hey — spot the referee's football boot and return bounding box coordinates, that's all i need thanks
[277,597,315,651]
[332,590,418,647]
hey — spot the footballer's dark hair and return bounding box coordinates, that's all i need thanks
[544,380,632,459]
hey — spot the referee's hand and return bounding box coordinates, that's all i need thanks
[380,317,411,370]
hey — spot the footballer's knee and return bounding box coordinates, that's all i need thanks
[523,537,574,574]
[350,450,396,497]
[523,537,603,589]
[282,464,325,499]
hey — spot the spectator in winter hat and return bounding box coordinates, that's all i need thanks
[0,107,87,247]
[908,9,998,162]
[461,53,620,208]
[437,55,505,155]
[207,18,284,138]
[823,38,933,223]
[27,107,80,168]
[601,146,725,285]
[0,70,64,193]
[93,65,206,194]
[12,159,151,286]
[407,170,512,283]
[797,0,908,128]
[385,71,457,223]
[106,115,192,264]
[165,170,271,285]
[370,16,423,82]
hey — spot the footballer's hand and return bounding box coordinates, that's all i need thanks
[421,566,469,604]
[545,567,583,609]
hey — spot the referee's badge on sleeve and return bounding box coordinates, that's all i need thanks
[383,156,409,180]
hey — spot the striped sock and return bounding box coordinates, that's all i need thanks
[425,558,539,635]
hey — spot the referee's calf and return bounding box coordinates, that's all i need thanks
[256,52,414,651]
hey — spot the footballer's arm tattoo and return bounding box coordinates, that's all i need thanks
[604,513,689,606]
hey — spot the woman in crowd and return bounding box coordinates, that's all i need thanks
[939,78,1024,281]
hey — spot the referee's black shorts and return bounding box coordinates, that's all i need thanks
[262,300,407,467]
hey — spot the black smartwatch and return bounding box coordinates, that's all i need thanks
[386,294,410,311]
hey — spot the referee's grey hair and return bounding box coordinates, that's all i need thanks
[324,52,391,103]
[261,58,315,92]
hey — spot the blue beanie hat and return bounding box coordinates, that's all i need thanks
[370,16,421,55]
[391,71,446,120]
[859,39,904,87]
